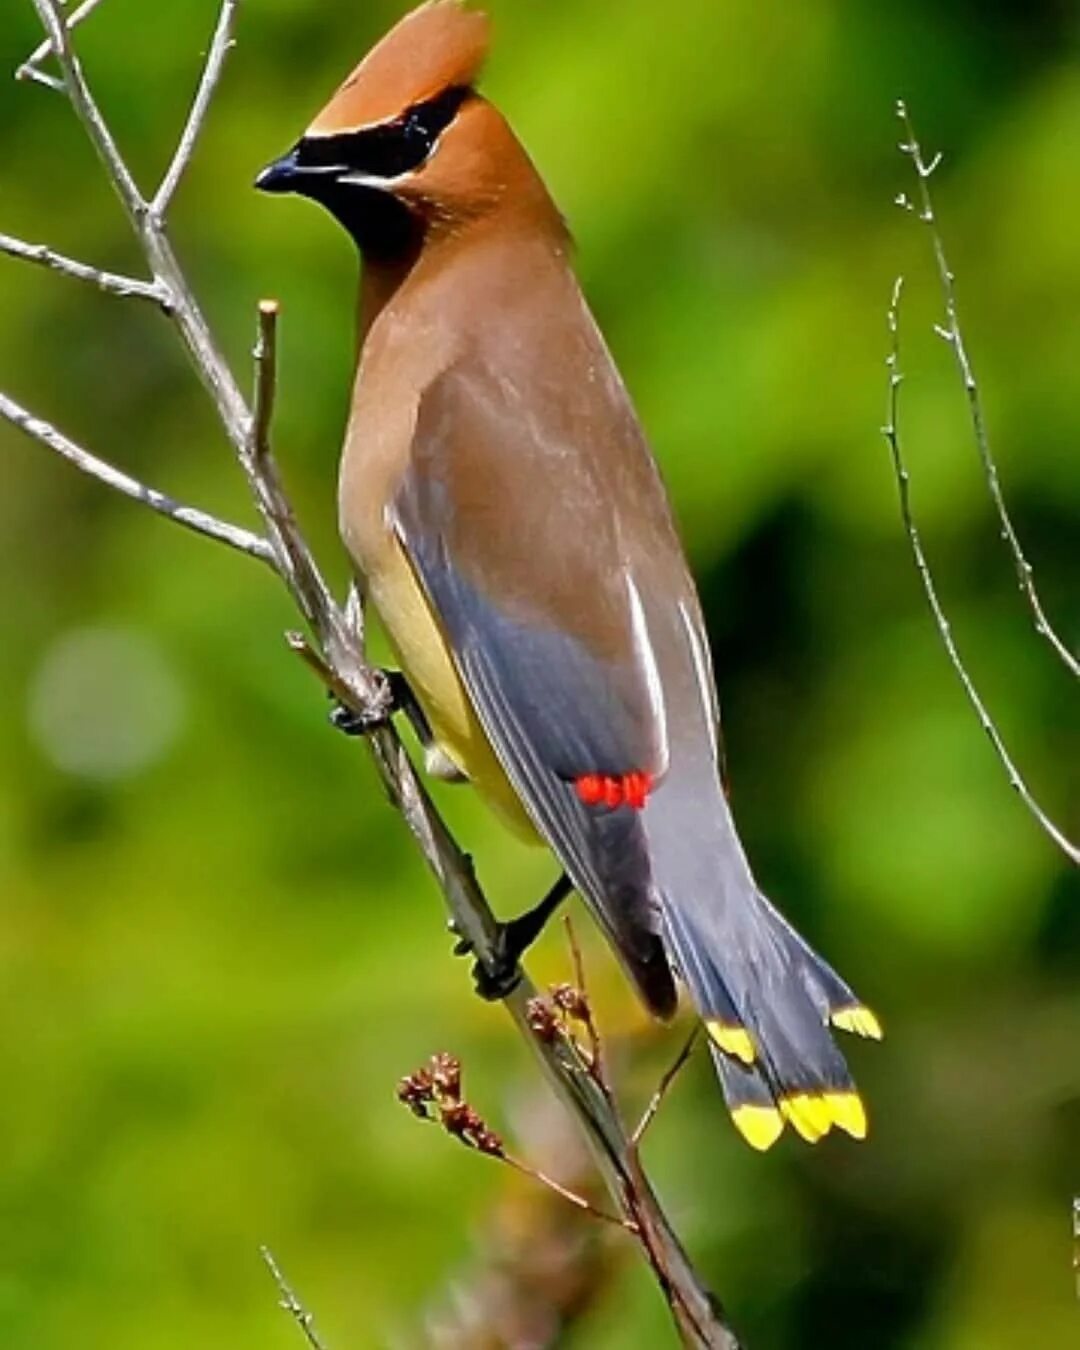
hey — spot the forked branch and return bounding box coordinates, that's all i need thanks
[894,100,1079,681]
[881,276,1078,865]
[153,0,239,216]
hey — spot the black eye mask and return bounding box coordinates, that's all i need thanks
[297,85,471,180]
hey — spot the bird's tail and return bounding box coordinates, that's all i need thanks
[642,768,881,1150]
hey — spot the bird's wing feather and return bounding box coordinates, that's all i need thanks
[390,359,677,1012]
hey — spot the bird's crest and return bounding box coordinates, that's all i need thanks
[309,1,490,137]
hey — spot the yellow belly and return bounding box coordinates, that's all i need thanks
[370,538,538,842]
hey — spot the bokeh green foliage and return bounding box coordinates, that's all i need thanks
[1,1,1077,1346]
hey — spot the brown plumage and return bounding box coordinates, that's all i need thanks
[257,0,881,1149]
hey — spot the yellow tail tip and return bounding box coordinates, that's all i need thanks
[780,1093,832,1142]
[831,1005,884,1041]
[779,1091,869,1143]
[731,1093,869,1149]
[706,1019,756,1065]
[825,1092,869,1140]
[731,1104,784,1151]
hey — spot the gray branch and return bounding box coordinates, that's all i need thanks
[15,0,106,85]
[0,231,168,307]
[9,4,740,1346]
[882,277,1078,866]
[260,1247,330,1350]
[896,100,1079,681]
[0,390,274,565]
[152,0,239,216]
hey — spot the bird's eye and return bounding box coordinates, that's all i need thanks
[299,86,470,182]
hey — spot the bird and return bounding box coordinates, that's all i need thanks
[256,0,881,1150]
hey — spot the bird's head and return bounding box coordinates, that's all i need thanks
[256,1,553,261]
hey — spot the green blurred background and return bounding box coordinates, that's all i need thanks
[1,1,1077,1346]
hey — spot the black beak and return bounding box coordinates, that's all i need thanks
[255,146,303,194]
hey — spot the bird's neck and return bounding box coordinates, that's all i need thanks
[357,251,420,345]
[356,197,569,346]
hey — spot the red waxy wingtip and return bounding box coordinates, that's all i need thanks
[574,771,655,811]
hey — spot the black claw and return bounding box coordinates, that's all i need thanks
[327,669,409,737]
[329,700,386,736]
[471,944,523,1001]
[448,915,473,956]
[459,875,573,1003]
[454,921,522,1001]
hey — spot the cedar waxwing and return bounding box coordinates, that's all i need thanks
[257,0,881,1150]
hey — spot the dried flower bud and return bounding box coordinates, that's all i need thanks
[551,982,590,1022]
[429,1052,462,1102]
[396,1067,435,1118]
[442,1102,504,1157]
[471,1122,505,1157]
[526,996,560,1042]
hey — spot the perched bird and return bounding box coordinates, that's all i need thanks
[257,0,881,1150]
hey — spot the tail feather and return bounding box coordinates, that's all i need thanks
[758,892,883,1041]
[594,581,879,1149]
[661,877,871,1148]
[640,705,879,1149]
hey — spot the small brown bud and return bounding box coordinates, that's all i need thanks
[441,1101,504,1157]
[429,1052,462,1102]
[471,1123,505,1157]
[551,982,589,1022]
[396,1067,435,1118]
[526,995,560,1042]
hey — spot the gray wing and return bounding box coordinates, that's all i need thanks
[391,362,676,1014]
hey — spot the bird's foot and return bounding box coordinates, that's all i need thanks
[448,918,520,999]
[469,918,531,1002]
[457,874,574,1002]
[328,670,410,737]
[329,699,386,736]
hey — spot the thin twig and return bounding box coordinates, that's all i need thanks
[882,277,1079,865]
[503,1155,637,1233]
[152,0,239,216]
[563,914,608,1093]
[30,0,144,215]
[32,0,252,449]
[632,1028,701,1148]
[252,300,279,463]
[16,0,106,85]
[0,390,275,565]
[17,65,64,92]
[260,1247,330,1350]
[895,100,1079,680]
[0,232,168,307]
[398,1051,635,1232]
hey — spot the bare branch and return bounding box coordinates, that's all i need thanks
[17,64,63,92]
[563,914,609,1094]
[502,1154,637,1232]
[31,0,250,445]
[153,0,239,217]
[16,0,107,85]
[882,277,1079,865]
[632,1028,700,1148]
[260,1247,330,1350]
[895,100,1079,681]
[398,1052,635,1232]
[30,0,144,216]
[0,390,275,565]
[0,231,168,307]
[252,299,278,464]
